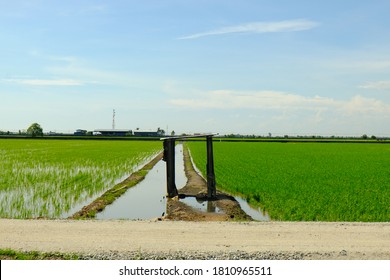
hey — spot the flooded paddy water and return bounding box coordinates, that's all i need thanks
[96,144,270,221]
[96,145,186,220]
[95,159,167,220]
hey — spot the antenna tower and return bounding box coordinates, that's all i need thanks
[112,109,116,129]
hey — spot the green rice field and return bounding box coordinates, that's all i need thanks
[187,141,390,222]
[0,139,161,218]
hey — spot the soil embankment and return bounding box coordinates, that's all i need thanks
[165,145,252,221]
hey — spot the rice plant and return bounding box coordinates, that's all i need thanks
[0,139,161,218]
[187,141,390,222]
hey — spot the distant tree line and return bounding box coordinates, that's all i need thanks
[0,124,388,140]
[222,133,385,140]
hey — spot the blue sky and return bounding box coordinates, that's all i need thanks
[1,0,390,136]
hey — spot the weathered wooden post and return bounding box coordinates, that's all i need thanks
[163,138,178,198]
[206,135,216,198]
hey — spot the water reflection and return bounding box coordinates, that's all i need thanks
[178,196,223,213]
[96,144,186,220]
[96,143,270,221]
[175,144,187,189]
[234,196,270,221]
[96,159,167,220]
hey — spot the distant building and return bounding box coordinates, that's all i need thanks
[133,131,160,137]
[74,129,87,136]
[94,129,132,136]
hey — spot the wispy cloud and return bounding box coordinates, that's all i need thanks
[3,78,83,86]
[178,19,319,40]
[170,90,337,110]
[165,88,390,135]
[169,89,390,116]
[359,80,390,90]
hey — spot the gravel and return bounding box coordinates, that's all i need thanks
[1,219,388,260]
[78,250,327,260]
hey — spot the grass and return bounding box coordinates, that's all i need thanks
[186,141,390,222]
[0,139,161,218]
[0,249,79,260]
[71,153,163,219]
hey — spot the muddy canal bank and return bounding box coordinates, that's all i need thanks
[71,143,265,222]
[165,145,253,221]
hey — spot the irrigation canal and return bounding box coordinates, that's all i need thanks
[96,144,270,221]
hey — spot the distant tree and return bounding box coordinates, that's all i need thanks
[157,127,165,136]
[371,135,376,140]
[27,123,43,137]
[362,134,368,139]
[171,130,175,136]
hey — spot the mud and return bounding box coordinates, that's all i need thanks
[164,145,253,221]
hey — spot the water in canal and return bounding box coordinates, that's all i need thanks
[96,144,186,220]
[96,144,269,221]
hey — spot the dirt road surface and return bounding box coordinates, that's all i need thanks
[1,219,389,259]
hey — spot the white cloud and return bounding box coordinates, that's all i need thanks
[178,19,319,40]
[167,89,390,136]
[342,95,390,114]
[170,90,338,110]
[3,78,83,86]
[169,89,390,117]
[359,81,390,90]
[22,79,83,86]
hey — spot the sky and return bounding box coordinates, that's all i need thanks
[1,0,390,136]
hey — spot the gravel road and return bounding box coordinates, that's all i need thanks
[1,219,389,260]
